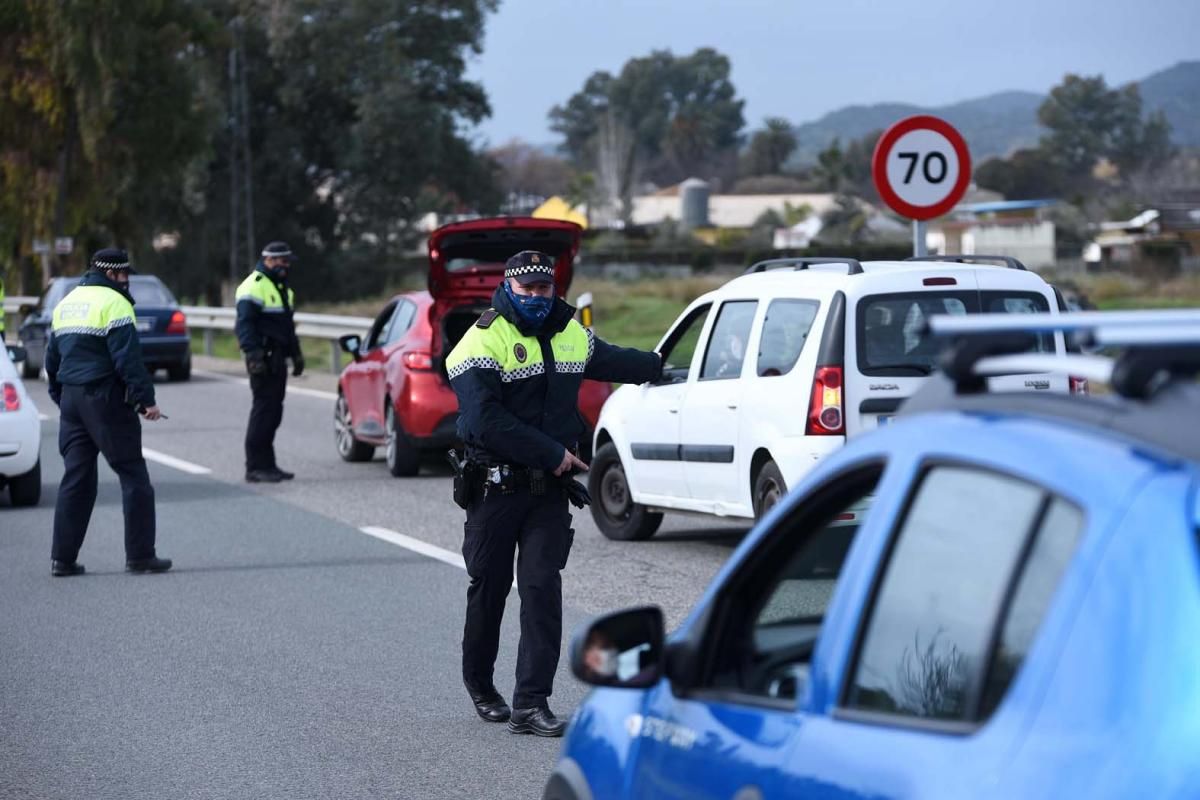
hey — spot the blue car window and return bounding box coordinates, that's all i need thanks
[979,498,1083,716]
[702,467,882,703]
[845,466,1045,722]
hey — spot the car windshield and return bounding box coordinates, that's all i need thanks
[857,290,1053,376]
[42,278,80,311]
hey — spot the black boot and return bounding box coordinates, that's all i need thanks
[465,681,511,723]
[272,467,295,480]
[245,469,283,483]
[51,560,85,577]
[508,706,566,737]
[126,556,173,574]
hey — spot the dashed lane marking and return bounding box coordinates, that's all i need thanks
[360,526,466,570]
[142,447,213,475]
[193,369,339,402]
[359,526,516,590]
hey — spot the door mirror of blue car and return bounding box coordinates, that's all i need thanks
[570,606,664,689]
[339,334,363,362]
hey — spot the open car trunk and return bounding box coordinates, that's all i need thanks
[427,216,583,366]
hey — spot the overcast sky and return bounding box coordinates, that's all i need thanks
[466,0,1200,147]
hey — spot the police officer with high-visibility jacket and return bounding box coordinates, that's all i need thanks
[446,250,661,737]
[235,241,303,483]
[44,248,171,577]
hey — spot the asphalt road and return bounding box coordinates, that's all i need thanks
[1,361,750,800]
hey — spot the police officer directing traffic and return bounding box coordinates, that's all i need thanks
[44,248,171,577]
[236,241,304,483]
[446,250,661,737]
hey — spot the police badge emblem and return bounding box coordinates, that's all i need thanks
[514,343,527,362]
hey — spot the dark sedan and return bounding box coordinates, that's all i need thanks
[18,275,192,381]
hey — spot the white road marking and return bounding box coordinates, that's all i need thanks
[360,526,466,570]
[194,368,339,401]
[360,526,516,589]
[142,447,212,475]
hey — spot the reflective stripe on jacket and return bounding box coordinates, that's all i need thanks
[234,267,298,354]
[44,271,155,407]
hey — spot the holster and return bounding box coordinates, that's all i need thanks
[448,449,479,510]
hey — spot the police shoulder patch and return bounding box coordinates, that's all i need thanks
[475,309,499,329]
[254,274,263,282]
[514,342,527,363]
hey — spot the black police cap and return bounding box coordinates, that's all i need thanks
[261,241,294,261]
[90,247,136,273]
[504,250,554,285]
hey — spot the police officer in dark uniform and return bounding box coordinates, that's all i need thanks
[235,241,304,483]
[44,248,171,577]
[446,250,661,737]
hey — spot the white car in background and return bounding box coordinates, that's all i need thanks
[0,342,41,507]
[588,255,1079,540]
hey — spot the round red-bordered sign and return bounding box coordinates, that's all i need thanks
[871,115,971,221]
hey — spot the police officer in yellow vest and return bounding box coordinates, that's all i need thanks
[446,250,661,737]
[235,241,303,483]
[44,248,171,577]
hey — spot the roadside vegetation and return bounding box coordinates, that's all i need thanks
[191,271,1200,375]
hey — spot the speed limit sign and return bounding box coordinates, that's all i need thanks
[872,115,971,221]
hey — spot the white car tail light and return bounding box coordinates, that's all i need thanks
[2,382,19,412]
[806,366,845,435]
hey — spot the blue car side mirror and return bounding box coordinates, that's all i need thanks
[570,606,664,689]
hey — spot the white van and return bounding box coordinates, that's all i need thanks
[588,256,1078,540]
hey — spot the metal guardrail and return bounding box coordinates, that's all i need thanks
[3,297,371,373]
[181,306,373,372]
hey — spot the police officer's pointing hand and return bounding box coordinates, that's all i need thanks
[553,449,588,477]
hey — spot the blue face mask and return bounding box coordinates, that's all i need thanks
[504,281,554,329]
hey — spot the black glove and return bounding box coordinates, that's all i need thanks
[563,479,591,509]
[246,349,267,376]
[292,354,305,377]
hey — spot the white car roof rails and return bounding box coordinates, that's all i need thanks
[743,257,864,275]
[904,254,1028,271]
[923,309,1200,400]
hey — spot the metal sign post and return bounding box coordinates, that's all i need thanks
[912,220,927,258]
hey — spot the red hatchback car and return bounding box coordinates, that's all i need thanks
[334,217,612,476]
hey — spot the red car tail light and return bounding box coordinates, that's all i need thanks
[806,366,845,435]
[403,350,434,371]
[166,311,187,335]
[1070,375,1089,395]
[2,382,19,412]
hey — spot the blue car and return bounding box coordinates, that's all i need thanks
[17,274,192,381]
[547,310,1200,800]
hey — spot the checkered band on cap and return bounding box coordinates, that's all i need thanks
[261,241,293,258]
[504,263,555,280]
[504,249,554,281]
[90,248,131,271]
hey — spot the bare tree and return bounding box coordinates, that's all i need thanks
[894,630,969,718]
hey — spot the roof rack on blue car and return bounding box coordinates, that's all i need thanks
[743,257,864,275]
[904,254,1028,271]
[921,309,1200,399]
[901,309,1200,461]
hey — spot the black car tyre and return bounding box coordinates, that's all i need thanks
[589,442,662,541]
[385,402,420,477]
[753,459,787,520]
[334,394,375,463]
[9,459,41,507]
[167,352,192,382]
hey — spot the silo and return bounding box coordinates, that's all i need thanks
[679,178,710,229]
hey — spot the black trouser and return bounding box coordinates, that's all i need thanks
[53,381,156,562]
[462,483,575,710]
[245,349,287,472]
